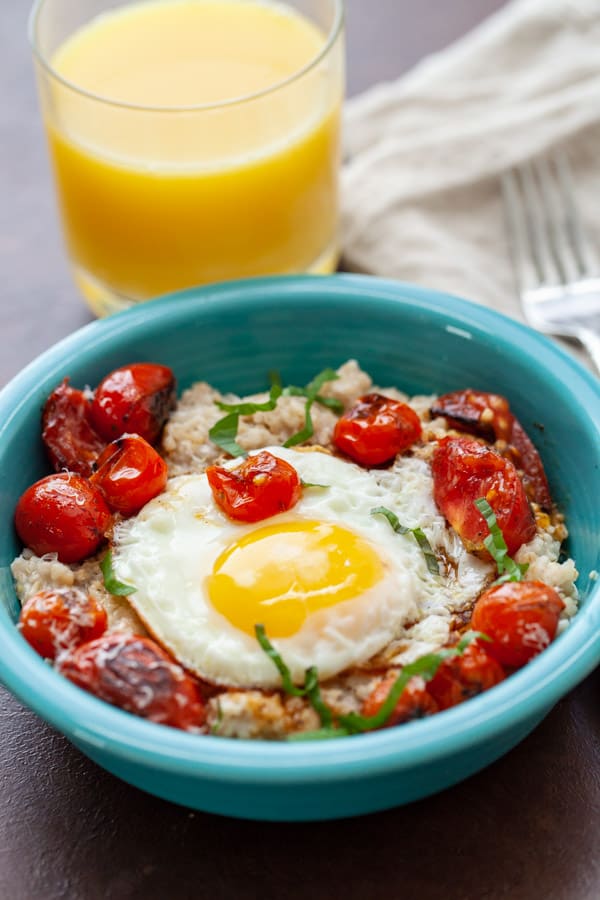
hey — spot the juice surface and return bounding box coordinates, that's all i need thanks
[45,0,342,304]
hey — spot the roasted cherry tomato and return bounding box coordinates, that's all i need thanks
[58,633,206,730]
[508,419,552,510]
[430,389,551,509]
[89,363,176,445]
[471,581,565,668]
[333,393,422,466]
[431,389,514,442]
[90,434,168,517]
[206,450,302,523]
[42,378,106,477]
[18,588,107,660]
[432,436,536,556]
[426,642,505,710]
[15,473,112,563]
[362,674,438,727]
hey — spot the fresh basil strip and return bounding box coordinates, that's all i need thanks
[255,624,487,741]
[215,382,282,415]
[474,497,528,584]
[284,368,340,448]
[303,666,333,727]
[254,625,305,698]
[254,626,334,726]
[456,629,491,652]
[210,698,224,735]
[314,395,344,413]
[208,412,247,458]
[301,481,330,490]
[210,368,342,455]
[371,506,440,576]
[288,726,351,742]
[100,550,136,597]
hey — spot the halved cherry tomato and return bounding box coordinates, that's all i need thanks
[471,581,565,668]
[89,363,176,445]
[18,588,107,660]
[58,633,206,730]
[206,450,302,523]
[430,389,551,509]
[426,642,505,710]
[333,393,422,466]
[90,434,168,517]
[362,674,438,727]
[14,473,112,563]
[432,436,536,556]
[42,379,106,477]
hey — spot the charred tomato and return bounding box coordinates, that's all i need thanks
[90,363,176,445]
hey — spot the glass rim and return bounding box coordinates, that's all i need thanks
[28,0,345,113]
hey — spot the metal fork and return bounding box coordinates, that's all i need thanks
[502,151,600,376]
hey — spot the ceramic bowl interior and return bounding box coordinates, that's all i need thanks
[0,275,598,821]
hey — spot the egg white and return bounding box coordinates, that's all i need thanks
[112,446,493,689]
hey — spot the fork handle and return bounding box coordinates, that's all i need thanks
[576,328,600,377]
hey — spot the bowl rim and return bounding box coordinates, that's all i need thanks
[1,274,599,784]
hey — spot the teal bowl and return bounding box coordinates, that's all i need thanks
[0,275,599,821]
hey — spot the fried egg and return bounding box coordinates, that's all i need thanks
[111,447,491,688]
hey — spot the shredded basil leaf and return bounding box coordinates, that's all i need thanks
[314,395,344,413]
[100,550,136,597]
[254,625,305,698]
[256,624,488,741]
[208,412,247,458]
[474,497,528,584]
[210,368,342,456]
[371,506,440,576]
[210,698,224,735]
[254,626,334,725]
[283,368,340,448]
[456,629,491,652]
[301,481,330,489]
[288,726,351,742]
[303,666,334,727]
[215,382,282,415]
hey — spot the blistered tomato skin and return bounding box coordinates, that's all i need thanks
[431,390,514,442]
[430,389,552,509]
[18,588,107,660]
[471,581,565,668]
[42,379,107,477]
[90,434,168,517]
[206,450,302,523]
[14,473,112,563]
[427,642,505,710]
[432,436,536,556]
[362,674,438,727]
[89,363,176,445]
[333,393,422,467]
[58,633,206,730]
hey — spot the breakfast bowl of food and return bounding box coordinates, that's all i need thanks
[0,274,598,821]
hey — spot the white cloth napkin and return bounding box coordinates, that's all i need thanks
[341,0,600,368]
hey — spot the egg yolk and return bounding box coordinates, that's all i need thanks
[207,520,384,637]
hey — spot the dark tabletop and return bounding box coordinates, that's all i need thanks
[1,2,599,898]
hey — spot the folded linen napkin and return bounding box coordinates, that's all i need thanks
[341,0,600,367]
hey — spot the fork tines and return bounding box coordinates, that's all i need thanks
[502,150,599,294]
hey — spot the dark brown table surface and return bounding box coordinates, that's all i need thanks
[1,2,599,898]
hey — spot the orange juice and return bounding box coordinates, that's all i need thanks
[41,0,343,313]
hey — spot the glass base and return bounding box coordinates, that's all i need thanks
[73,243,340,318]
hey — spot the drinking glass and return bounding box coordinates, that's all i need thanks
[30,0,344,316]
